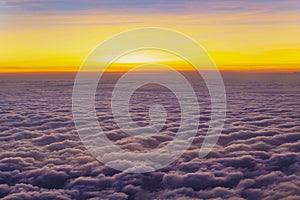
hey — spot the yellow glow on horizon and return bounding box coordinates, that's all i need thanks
[0,7,300,72]
[113,50,182,64]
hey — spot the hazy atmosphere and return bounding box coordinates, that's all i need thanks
[0,1,299,200]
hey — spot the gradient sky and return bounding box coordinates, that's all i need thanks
[0,0,299,72]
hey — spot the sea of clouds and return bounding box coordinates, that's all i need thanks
[0,72,299,199]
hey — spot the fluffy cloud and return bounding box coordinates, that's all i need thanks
[0,73,299,199]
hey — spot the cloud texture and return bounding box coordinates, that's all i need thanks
[0,72,299,199]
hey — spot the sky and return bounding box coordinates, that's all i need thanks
[0,0,299,72]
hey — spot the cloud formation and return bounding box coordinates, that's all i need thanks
[0,72,299,199]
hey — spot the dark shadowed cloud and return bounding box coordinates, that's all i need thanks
[0,73,299,199]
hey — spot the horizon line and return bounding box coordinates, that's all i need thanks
[1,69,300,75]
[0,64,299,74]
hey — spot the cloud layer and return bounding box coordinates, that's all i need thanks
[0,72,299,199]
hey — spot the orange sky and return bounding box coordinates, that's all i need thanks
[0,0,299,72]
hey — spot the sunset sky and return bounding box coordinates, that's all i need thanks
[0,0,299,72]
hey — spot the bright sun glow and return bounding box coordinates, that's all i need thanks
[0,0,299,72]
[114,50,181,64]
